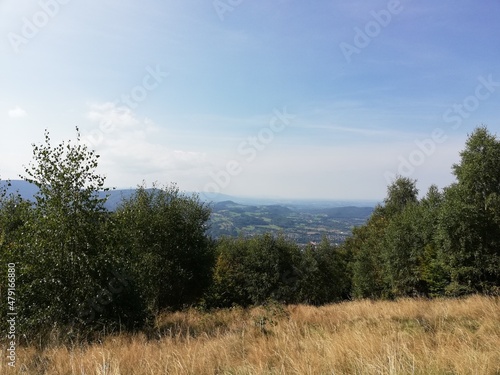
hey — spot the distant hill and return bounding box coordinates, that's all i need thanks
[1,180,376,214]
[212,200,249,210]
[0,180,39,200]
[1,180,374,244]
[310,206,375,219]
[0,180,131,211]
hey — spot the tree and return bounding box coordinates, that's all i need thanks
[348,210,388,299]
[382,195,447,298]
[382,176,419,217]
[208,234,302,307]
[208,236,253,307]
[348,177,419,299]
[0,181,32,251]
[297,236,352,304]
[0,187,33,326]
[418,186,448,296]
[381,185,445,298]
[243,234,301,305]
[1,129,145,342]
[438,127,500,294]
[452,127,500,209]
[113,184,214,312]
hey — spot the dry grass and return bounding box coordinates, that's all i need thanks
[2,295,499,374]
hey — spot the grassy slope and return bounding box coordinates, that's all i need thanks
[3,296,499,374]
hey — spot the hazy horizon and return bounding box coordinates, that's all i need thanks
[1,179,381,205]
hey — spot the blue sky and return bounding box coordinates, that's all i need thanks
[1,0,499,200]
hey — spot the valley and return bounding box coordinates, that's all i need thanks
[208,200,374,245]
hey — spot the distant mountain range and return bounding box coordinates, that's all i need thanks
[201,191,379,209]
[0,180,135,211]
[1,180,375,243]
[211,200,374,219]
[0,180,379,212]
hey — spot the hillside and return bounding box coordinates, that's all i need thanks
[4,296,498,374]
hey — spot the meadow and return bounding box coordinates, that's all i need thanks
[2,295,499,375]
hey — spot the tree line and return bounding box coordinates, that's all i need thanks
[0,127,499,343]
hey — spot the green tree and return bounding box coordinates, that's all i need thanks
[1,129,144,341]
[244,234,300,305]
[113,184,214,312]
[383,202,423,297]
[381,184,445,298]
[294,243,322,304]
[438,127,500,294]
[208,236,253,307]
[418,186,448,296]
[208,234,302,307]
[345,206,387,299]
[382,176,419,217]
[0,182,32,251]
[348,177,418,299]
[297,236,352,304]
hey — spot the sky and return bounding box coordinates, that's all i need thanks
[1,0,500,200]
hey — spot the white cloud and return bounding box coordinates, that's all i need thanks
[86,102,143,130]
[83,102,208,188]
[8,106,27,118]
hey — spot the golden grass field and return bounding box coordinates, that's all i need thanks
[2,295,499,374]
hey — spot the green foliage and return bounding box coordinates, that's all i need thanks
[0,189,32,250]
[300,236,352,303]
[348,179,445,299]
[381,184,444,297]
[438,185,500,295]
[345,177,419,299]
[452,127,500,206]
[383,202,433,297]
[417,186,448,296]
[347,212,388,299]
[253,301,289,336]
[0,130,214,343]
[420,244,449,297]
[244,234,301,304]
[382,176,419,217]
[207,234,352,307]
[209,236,253,307]
[16,130,118,333]
[437,127,500,294]
[113,184,214,313]
[0,129,143,343]
[207,234,301,307]
[346,129,500,299]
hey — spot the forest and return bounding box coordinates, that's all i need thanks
[0,126,499,345]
